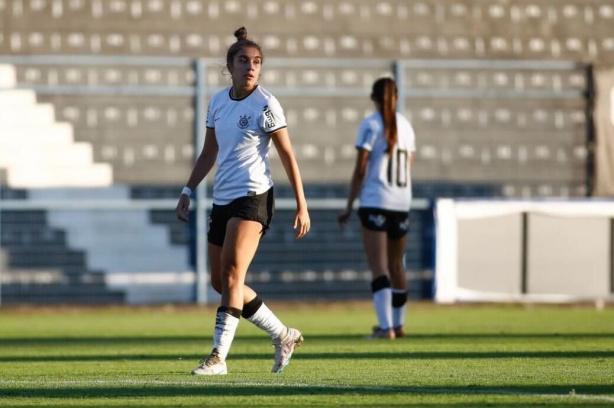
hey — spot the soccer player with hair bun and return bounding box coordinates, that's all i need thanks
[176,27,310,375]
[338,77,416,339]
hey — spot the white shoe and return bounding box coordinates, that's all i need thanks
[271,328,304,373]
[191,349,227,375]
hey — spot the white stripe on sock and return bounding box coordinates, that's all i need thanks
[373,288,392,330]
[213,311,240,360]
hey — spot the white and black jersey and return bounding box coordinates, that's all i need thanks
[356,112,416,212]
[206,85,287,205]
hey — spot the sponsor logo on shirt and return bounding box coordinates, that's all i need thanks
[237,114,251,129]
[263,105,276,130]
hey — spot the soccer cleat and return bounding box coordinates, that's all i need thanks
[367,326,396,339]
[271,328,304,373]
[393,326,406,338]
[191,349,228,375]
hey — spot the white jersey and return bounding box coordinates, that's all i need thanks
[356,111,416,212]
[206,85,287,205]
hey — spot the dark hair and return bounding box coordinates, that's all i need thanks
[226,27,263,67]
[371,77,398,154]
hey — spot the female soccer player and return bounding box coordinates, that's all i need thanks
[176,27,310,374]
[338,77,416,339]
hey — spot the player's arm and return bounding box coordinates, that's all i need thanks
[175,127,218,222]
[271,127,310,239]
[338,148,369,226]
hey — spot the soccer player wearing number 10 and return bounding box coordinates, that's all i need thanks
[338,77,416,339]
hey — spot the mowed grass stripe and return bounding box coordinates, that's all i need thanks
[1,380,614,403]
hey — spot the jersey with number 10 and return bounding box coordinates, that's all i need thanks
[356,112,416,212]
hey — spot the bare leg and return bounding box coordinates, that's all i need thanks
[387,235,408,290]
[361,228,393,336]
[220,218,262,309]
[209,243,258,304]
[209,234,287,341]
[361,228,388,279]
[194,217,263,372]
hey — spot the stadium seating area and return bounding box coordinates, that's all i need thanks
[1,60,589,196]
[1,203,126,304]
[0,0,608,303]
[0,64,112,187]
[1,1,613,62]
[0,185,433,304]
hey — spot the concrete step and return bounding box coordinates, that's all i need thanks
[8,163,113,188]
[28,185,130,200]
[0,143,95,167]
[1,269,106,285]
[0,64,16,88]
[86,250,189,272]
[1,284,125,305]
[0,123,74,144]
[45,208,189,273]
[0,104,55,125]
[0,89,36,105]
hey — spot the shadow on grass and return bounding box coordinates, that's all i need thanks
[1,332,613,347]
[0,384,612,400]
[1,350,613,362]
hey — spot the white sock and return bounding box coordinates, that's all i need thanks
[212,310,240,361]
[246,303,286,340]
[392,289,407,328]
[373,288,393,330]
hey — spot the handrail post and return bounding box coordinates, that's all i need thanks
[393,60,405,113]
[194,58,208,304]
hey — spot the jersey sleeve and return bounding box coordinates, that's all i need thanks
[355,119,377,151]
[205,94,216,129]
[260,96,287,133]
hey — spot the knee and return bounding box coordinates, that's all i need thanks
[221,265,241,288]
[388,260,404,276]
[210,276,222,294]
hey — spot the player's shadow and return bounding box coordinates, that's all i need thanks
[0,332,613,347]
[0,350,613,362]
[0,383,612,402]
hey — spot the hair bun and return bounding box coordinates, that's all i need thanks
[234,27,248,41]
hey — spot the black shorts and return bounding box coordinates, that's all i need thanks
[207,188,274,247]
[358,207,410,240]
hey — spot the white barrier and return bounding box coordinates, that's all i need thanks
[435,199,614,303]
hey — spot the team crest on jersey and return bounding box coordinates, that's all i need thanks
[237,114,251,129]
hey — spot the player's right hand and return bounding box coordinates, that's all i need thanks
[337,209,351,226]
[175,194,191,223]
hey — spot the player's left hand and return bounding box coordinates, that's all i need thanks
[294,208,310,239]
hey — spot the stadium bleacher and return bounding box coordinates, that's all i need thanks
[1,1,613,61]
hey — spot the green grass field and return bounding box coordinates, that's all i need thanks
[0,302,613,407]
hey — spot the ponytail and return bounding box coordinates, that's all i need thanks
[371,78,398,154]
